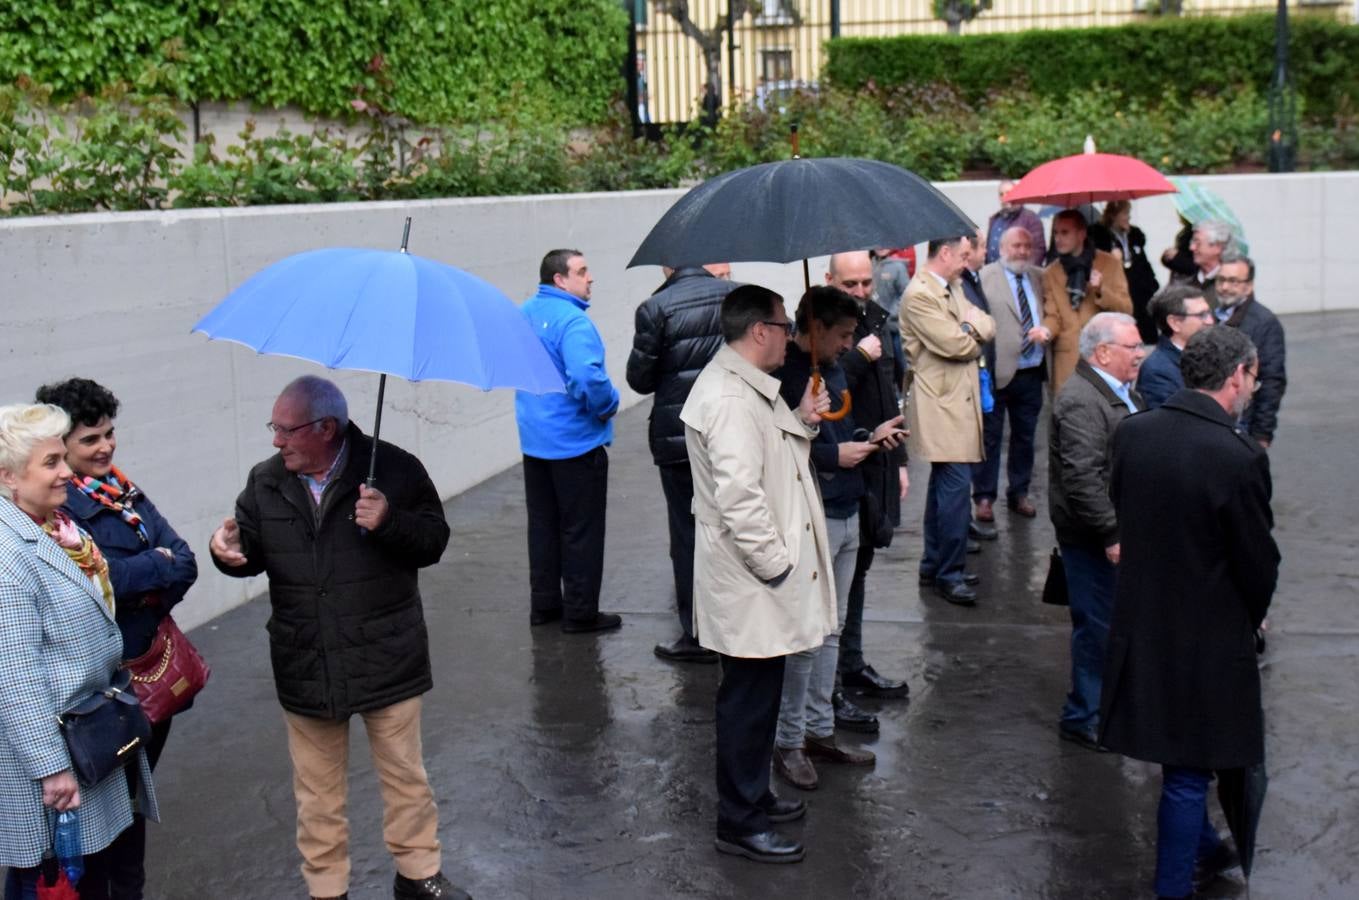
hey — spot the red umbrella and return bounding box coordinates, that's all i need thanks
[1004,152,1176,208]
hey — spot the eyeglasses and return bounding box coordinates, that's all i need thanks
[266,418,324,438]
[1104,342,1144,352]
[1218,276,1252,285]
[761,320,794,336]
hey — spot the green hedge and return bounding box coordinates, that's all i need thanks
[825,14,1359,119]
[0,0,629,125]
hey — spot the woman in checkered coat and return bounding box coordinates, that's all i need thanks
[0,404,156,896]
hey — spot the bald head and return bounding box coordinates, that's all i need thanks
[826,251,874,302]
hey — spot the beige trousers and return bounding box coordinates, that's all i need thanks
[282,697,441,898]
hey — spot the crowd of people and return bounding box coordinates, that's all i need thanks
[0,194,1286,900]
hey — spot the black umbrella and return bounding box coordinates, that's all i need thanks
[1217,763,1268,892]
[628,154,975,269]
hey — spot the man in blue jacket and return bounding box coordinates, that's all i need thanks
[1136,284,1214,411]
[516,249,623,633]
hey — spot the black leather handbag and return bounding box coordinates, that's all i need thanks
[1041,548,1070,607]
[58,670,153,787]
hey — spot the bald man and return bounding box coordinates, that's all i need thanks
[824,252,911,719]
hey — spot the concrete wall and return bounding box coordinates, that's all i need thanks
[2,171,1353,627]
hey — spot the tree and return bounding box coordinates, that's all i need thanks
[934,0,992,35]
[658,0,752,106]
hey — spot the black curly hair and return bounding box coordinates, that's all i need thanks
[34,378,120,429]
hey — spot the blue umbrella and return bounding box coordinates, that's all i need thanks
[192,219,563,483]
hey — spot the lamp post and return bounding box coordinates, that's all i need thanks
[1267,0,1298,172]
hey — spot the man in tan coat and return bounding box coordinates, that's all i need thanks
[681,283,834,865]
[900,235,997,605]
[1043,209,1133,391]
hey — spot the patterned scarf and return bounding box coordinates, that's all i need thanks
[42,510,115,614]
[71,465,148,543]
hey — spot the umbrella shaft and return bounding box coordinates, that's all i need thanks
[368,374,387,486]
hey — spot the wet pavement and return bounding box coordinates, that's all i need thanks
[146,311,1358,899]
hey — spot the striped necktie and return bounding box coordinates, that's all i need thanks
[1015,273,1035,355]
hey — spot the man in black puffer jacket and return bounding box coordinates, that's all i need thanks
[210,375,465,900]
[627,264,735,663]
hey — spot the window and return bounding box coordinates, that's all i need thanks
[761,50,793,84]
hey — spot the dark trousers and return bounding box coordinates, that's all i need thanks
[656,463,696,640]
[1156,766,1223,898]
[922,462,972,584]
[972,366,1044,504]
[105,718,172,900]
[523,447,608,622]
[6,847,113,900]
[840,543,875,674]
[715,654,787,835]
[1059,541,1117,731]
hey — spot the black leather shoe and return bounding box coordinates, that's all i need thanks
[841,664,908,697]
[1057,725,1109,753]
[761,795,806,823]
[529,608,562,626]
[560,612,622,634]
[934,581,977,606]
[832,690,879,733]
[919,572,980,587]
[966,539,982,554]
[715,829,805,864]
[312,895,348,900]
[653,635,719,663]
[969,520,998,541]
[394,871,471,900]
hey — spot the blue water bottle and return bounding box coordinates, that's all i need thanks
[54,809,83,885]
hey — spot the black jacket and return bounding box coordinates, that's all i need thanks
[1048,359,1141,550]
[1224,294,1287,443]
[959,269,997,374]
[1089,224,1160,343]
[775,342,863,519]
[625,268,735,467]
[841,299,907,539]
[1100,389,1278,769]
[215,423,450,719]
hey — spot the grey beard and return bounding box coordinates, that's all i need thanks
[1001,258,1028,275]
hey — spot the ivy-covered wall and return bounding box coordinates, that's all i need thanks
[0,0,630,125]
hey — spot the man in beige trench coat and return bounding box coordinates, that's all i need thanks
[681,284,835,865]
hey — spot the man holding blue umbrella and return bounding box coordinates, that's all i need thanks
[516,249,623,633]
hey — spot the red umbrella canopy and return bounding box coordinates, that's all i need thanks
[1004,152,1176,208]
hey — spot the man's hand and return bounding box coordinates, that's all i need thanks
[355,484,390,531]
[1256,437,1271,450]
[837,442,876,468]
[1105,542,1121,565]
[210,518,248,567]
[857,334,882,361]
[1089,268,1103,291]
[899,466,910,500]
[869,414,906,449]
[42,771,80,811]
[798,378,831,426]
[155,546,174,559]
[1027,326,1052,346]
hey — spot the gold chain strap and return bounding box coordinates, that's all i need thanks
[130,635,174,683]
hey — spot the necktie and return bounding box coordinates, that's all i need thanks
[1015,274,1035,355]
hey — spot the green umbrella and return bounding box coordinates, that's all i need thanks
[1170,176,1250,255]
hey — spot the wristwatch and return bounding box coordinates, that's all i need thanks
[961,322,976,337]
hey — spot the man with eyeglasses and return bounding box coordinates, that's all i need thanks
[1213,250,1287,449]
[1101,326,1278,900]
[210,375,467,900]
[1048,312,1144,752]
[1172,219,1235,310]
[1136,284,1214,411]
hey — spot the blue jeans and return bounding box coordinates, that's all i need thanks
[1059,541,1116,732]
[1155,766,1223,897]
[972,367,1044,504]
[922,462,972,584]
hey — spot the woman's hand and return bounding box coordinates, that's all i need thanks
[42,771,80,811]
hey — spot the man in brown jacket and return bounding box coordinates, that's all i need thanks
[900,235,997,606]
[1043,210,1133,391]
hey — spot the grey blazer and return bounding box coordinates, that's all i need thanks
[0,498,157,868]
[979,261,1046,389]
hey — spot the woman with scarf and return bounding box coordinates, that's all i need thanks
[1090,201,1160,344]
[34,379,196,900]
[0,403,158,900]
[1041,209,1134,391]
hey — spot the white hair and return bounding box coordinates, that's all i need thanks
[0,404,71,474]
[280,375,349,429]
[1079,313,1138,360]
[1195,219,1235,249]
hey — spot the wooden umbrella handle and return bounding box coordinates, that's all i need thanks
[811,368,853,421]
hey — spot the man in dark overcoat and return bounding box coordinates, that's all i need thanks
[1100,327,1280,900]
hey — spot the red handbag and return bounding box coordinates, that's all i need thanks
[123,615,210,724]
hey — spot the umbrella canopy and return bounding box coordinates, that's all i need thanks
[192,247,563,394]
[1170,176,1250,255]
[628,156,975,269]
[1217,763,1268,882]
[1004,152,1176,208]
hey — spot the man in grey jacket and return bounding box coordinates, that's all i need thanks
[1048,313,1144,751]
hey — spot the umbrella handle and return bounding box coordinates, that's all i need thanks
[810,369,853,422]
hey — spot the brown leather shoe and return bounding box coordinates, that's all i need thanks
[975,498,995,522]
[774,745,819,790]
[805,733,876,766]
[1007,496,1037,518]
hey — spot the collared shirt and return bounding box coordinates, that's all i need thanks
[299,438,349,506]
[927,270,949,291]
[1214,298,1243,324]
[1091,365,1138,413]
[1005,267,1045,370]
[1197,265,1219,284]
